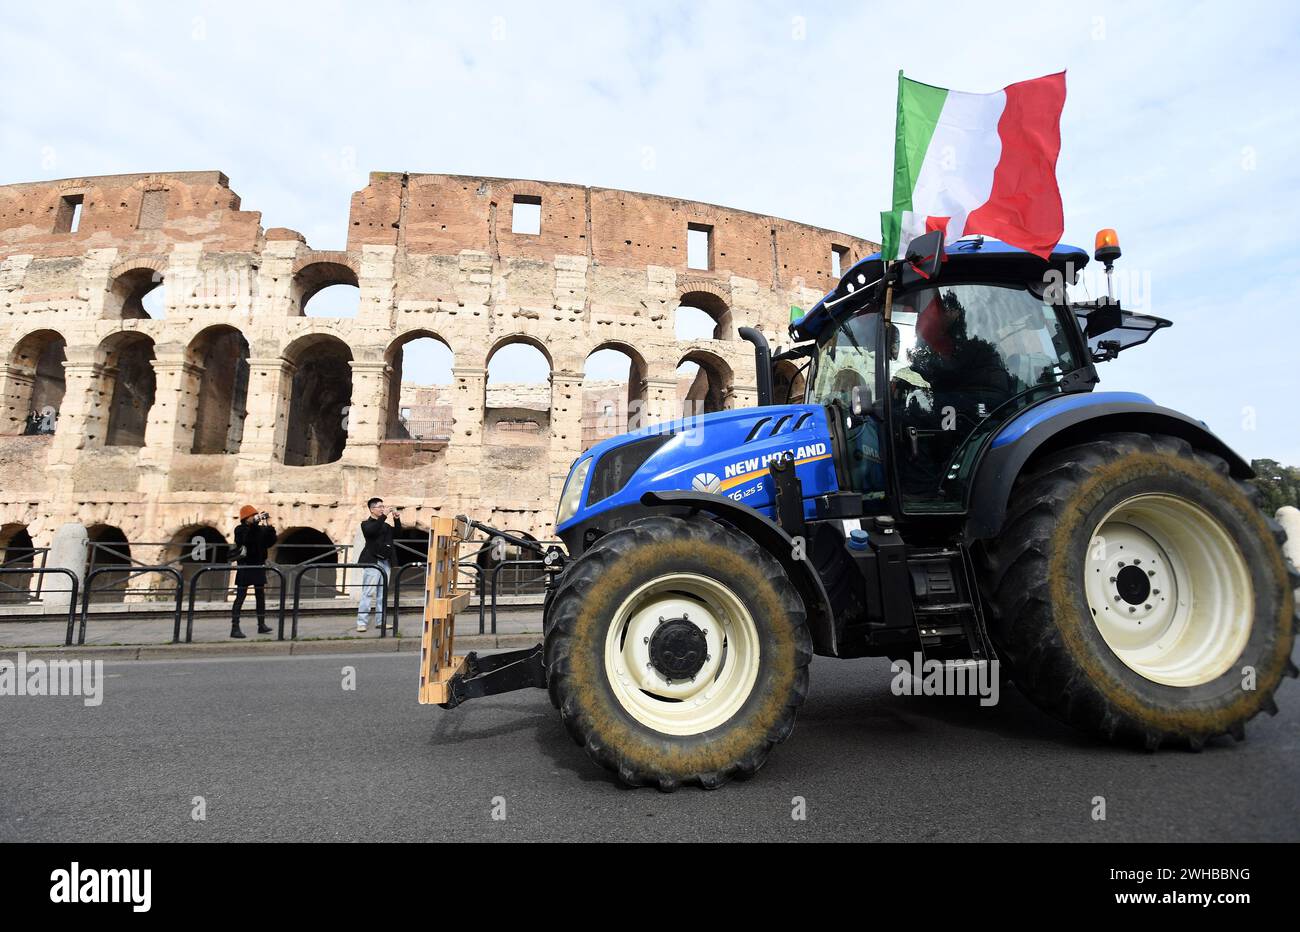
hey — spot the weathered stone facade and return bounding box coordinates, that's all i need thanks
[0,169,875,583]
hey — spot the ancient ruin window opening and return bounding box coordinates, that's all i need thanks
[54,194,83,234]
[674,291,733,341]
[102,333,156,447]
[393,524,431,569]
[384,333,454,441]
[486,339,552,443]
[676,350,731,417]
[773,359,808,405]
[583,345,647,447]
[110,267,166,319]
[188,326,251,454]
[295,262,360,317]
[5,330,66,436]
[281,335,352,466]
[274,528,339,598]
[0,524,36,605]
[832,244,849,279]
[169,525,231,600]
[687,223,713,270]
[512,195,541,235]
[85,525,131,604]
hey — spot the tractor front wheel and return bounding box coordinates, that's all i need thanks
[982,432,1297,749]
[544,515,811,790]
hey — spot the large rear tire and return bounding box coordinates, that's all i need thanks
[981,432,1298,749]
[544,515,811,790]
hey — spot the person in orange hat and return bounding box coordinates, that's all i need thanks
[231,505,276,638]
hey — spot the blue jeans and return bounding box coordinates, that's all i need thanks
[357,561,389,625]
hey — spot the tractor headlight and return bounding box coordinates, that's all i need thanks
[555,457,592,527]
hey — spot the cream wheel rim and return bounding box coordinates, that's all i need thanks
[1085,493,1253,687]
[602,572,761,736]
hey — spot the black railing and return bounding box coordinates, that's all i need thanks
[184,564,289,643]
[0,567,79,645]
[488,560,547,635]
[390,561,435,639]
[79,564,183,645]
[0,547,51,603]
[18,541,547,647]
[291,562,388,639]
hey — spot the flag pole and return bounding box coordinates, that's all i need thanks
[882,70,903,325]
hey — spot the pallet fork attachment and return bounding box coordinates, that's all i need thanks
[417,516,547,709]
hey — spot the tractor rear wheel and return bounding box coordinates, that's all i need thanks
[981,431,1298,749]
[544,515,811,790]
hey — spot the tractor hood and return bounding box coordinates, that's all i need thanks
[555,404,841,536]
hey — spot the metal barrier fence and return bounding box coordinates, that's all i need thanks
[488,559,547,635]
[0,567,79,645]
[85,539,357,602]
[5,536,550,646]
[290,562,388,639]
[78,564,183,645]
[184,564,289,642]
[0,547,51,603]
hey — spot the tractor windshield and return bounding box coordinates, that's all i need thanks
[889,282,1080,509]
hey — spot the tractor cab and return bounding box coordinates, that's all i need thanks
[794,237,1102,515]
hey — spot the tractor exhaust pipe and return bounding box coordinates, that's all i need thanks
[738,327,773,406]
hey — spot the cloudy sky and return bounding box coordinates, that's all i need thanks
[2,0,1297,461]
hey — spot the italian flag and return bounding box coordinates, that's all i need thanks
[880,71,1067,261]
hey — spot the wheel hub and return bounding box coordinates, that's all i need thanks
[648,617,709,680]
[1115,564,1151,605]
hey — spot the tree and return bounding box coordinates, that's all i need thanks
[1249,459,1300,515]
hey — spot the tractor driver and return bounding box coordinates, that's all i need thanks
[907,289,1010,429]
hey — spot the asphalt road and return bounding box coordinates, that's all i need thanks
[3,651,1298,842]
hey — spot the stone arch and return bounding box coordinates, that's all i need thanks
[98,331,156,447]
[677,348,733,415]
[485,335,552,442]
[582,340,648,448]
[773,359,808,405]
[293,254,360,317]
[485,333,554,372]
[185,325,250,454]
[3,328,66,435]
[86,524,131,603]
[273,527,338,598]
[108,257,168,319]
[384,330,454,441]
[280,333,353,466]
[0,523,36,604]
[674,288,733,340]
[166,524,231,600]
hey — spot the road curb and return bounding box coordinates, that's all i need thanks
[0,632,542,663]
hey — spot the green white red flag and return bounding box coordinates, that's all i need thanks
[880,71,1067,261]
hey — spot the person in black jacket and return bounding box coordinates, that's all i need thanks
[231,505,276,638]
[356,497,400,632]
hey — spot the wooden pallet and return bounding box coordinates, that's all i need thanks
[418,516,474,705]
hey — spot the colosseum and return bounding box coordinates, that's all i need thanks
[0,169,876,605]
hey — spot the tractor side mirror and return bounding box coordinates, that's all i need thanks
[899,230,944,286]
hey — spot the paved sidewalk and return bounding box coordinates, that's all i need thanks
[0,605,542,660]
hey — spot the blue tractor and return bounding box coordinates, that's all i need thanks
[434,231,1298,790]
